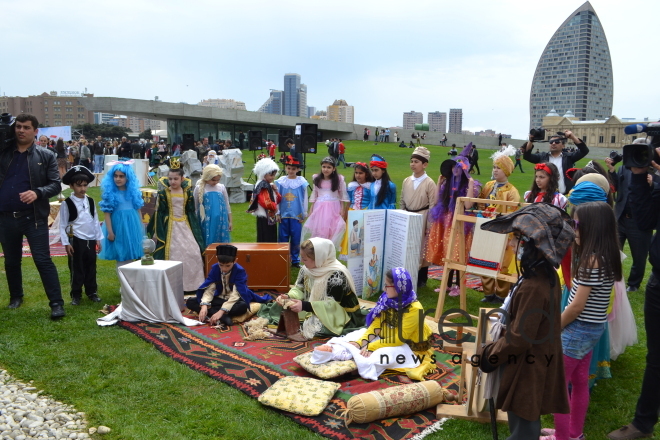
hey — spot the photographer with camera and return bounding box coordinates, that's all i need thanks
[605,140,659,293]
[608,142,660,439]
[0,114,65,319]
[523,129,589,194]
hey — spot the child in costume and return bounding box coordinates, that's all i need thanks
[478,145,520,303]
[368,154,396,209]
[312,267,435,381]
[524,162,568,209]
[400,147,437,288]
[60,165,103,305]
[542,202,621,440]
[194,164,232,247]
[247,157,281,242]
[257,238,365,342]
[426,143,480,296]
[98,161,144,268]
[187,244,273,328]
[301,157,349,249]
[477,203,574,440]
[275,155,308,267]
[339,162,373,259]
[147,167,205,292]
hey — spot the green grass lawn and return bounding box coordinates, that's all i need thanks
[0,140,656,439]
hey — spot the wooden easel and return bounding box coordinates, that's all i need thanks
[437,308,508,423]
[433,197,528,335]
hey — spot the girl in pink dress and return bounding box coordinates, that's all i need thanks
[301,157,349,249]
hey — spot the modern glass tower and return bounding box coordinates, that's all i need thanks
[284,73,302,117]
[529,1,613,129]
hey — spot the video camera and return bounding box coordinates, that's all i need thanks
[622,122,660,168]
[0,112,16,149]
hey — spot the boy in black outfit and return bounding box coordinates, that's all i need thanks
[187,245,273,327]
[59,166,103,305]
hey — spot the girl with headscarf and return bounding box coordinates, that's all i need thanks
[257,238,366,341]
[311,267,436,381]
[194,164,232,247]
[426,143,481,296]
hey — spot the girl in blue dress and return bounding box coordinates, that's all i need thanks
[98,161,144,268]
[368,154,396,209]
[194,164,232,247]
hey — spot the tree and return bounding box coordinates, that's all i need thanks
[73,123,130,140]
[139,128,153,140]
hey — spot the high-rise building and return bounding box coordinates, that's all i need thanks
[327,99,355,123]
[448,108,463,134]
[0,91,95,127]
[257,90,283,114]
[283,73,308,117]
[94,112,116,124]
[307,106,316,118]
[198,98,247,110]
[428,111,447,132]
[403,111,423,129]
[529,1,613,129]
[298,84,307,119]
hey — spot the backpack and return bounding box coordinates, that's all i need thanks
[64,196,95,222]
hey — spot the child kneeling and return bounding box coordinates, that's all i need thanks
[186,244,273,327]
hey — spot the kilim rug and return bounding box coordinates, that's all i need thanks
[0,230,67,258]
[118,320,463,440]
[428,265,483,291]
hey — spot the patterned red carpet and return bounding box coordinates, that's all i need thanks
[428,265,483,291]
[118,320,462,439]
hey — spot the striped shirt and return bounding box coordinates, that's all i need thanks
[567,267,613,323]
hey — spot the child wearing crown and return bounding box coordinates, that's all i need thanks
[147,166,205,292]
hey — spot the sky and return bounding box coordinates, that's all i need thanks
[3,0,659,139]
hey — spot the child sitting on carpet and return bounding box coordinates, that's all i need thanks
[311,267,435,381]
[186,244,273,327]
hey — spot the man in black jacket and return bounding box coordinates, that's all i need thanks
[118,137,132,158]
[0,114,65,319]
[522,130,589,194]
[606,153,659,292]
[608,147,660,439]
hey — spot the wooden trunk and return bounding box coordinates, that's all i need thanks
[204,243,290,292]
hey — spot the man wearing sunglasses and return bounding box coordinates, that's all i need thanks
[523,130,589,194]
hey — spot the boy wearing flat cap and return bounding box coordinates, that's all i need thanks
[187,245,273,327]
[59,166,103,305]
[400,146,437,288]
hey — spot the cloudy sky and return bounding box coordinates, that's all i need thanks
[4,0,658,138]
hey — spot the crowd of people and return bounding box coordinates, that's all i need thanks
[2,113,660,439]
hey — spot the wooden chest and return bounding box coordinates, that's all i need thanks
[204,243,290,292]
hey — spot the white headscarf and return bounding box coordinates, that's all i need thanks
[304,238,356,301]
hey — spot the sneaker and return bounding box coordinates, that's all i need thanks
[540,429,555,436]
[71,297,81,306]
[607,424,652,439]
[481,294,496,303]
[88,293,102,302]
[539,436,556,440]
[448,286,460,297]
[626,286,638,292]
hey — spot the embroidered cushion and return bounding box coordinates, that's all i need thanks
[344,380,450,425]
[293,351,357,379]
[258,376,340,416]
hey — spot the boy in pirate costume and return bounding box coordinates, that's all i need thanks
[247,157,282,242]
[400,146,437,288]
[275,155,309,267]
[187,244,273,327]
[147,166,205,292]
[59,165,103,305]
[478,145,521,303]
